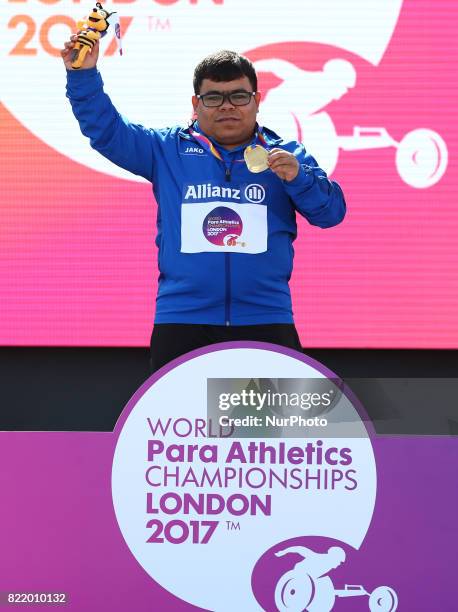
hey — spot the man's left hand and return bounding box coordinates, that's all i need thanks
[268,148,300,182]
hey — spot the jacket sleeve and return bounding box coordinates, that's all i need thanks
[282,142,346,228]
[66,68,156,182]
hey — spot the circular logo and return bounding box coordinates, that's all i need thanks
[112,344,376,612]
[244,184,266,203]
[202,207,243,246]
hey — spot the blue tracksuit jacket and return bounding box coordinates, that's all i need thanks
[66,68,346,325]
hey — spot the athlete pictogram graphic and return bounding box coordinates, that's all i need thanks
[274,545,398,611]
[256,58,448,188]
[223,235,246,247]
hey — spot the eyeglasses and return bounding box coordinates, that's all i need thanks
[197,91,256,107]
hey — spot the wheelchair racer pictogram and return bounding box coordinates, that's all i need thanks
[256,58,448,189]
[274,545,398,612]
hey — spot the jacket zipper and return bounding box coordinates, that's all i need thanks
[224,163,232,326]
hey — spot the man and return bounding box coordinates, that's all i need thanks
[61,41,346,372]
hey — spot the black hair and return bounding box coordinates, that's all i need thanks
[193,50,257,94]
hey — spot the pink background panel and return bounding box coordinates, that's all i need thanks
[0,0,456,347]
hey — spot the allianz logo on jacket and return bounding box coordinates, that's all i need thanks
[183,182,266,204]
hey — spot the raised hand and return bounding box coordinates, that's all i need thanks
[61,34,100,71]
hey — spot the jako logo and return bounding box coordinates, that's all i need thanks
[183,146,205,155]
[244,184,266,203]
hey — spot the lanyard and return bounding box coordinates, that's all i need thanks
[188,124,268,162]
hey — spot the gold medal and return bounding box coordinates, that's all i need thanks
[244,145,269,173]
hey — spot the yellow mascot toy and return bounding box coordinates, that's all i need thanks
[71,3,113,69]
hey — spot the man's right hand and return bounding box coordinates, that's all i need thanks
[61,34,99,71]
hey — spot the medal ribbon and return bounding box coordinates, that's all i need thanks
[257,129,268,147]
[189,124,268,161]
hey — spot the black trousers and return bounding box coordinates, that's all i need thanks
[150,323,303,373]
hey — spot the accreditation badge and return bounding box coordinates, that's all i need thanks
[180,182,268,254]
